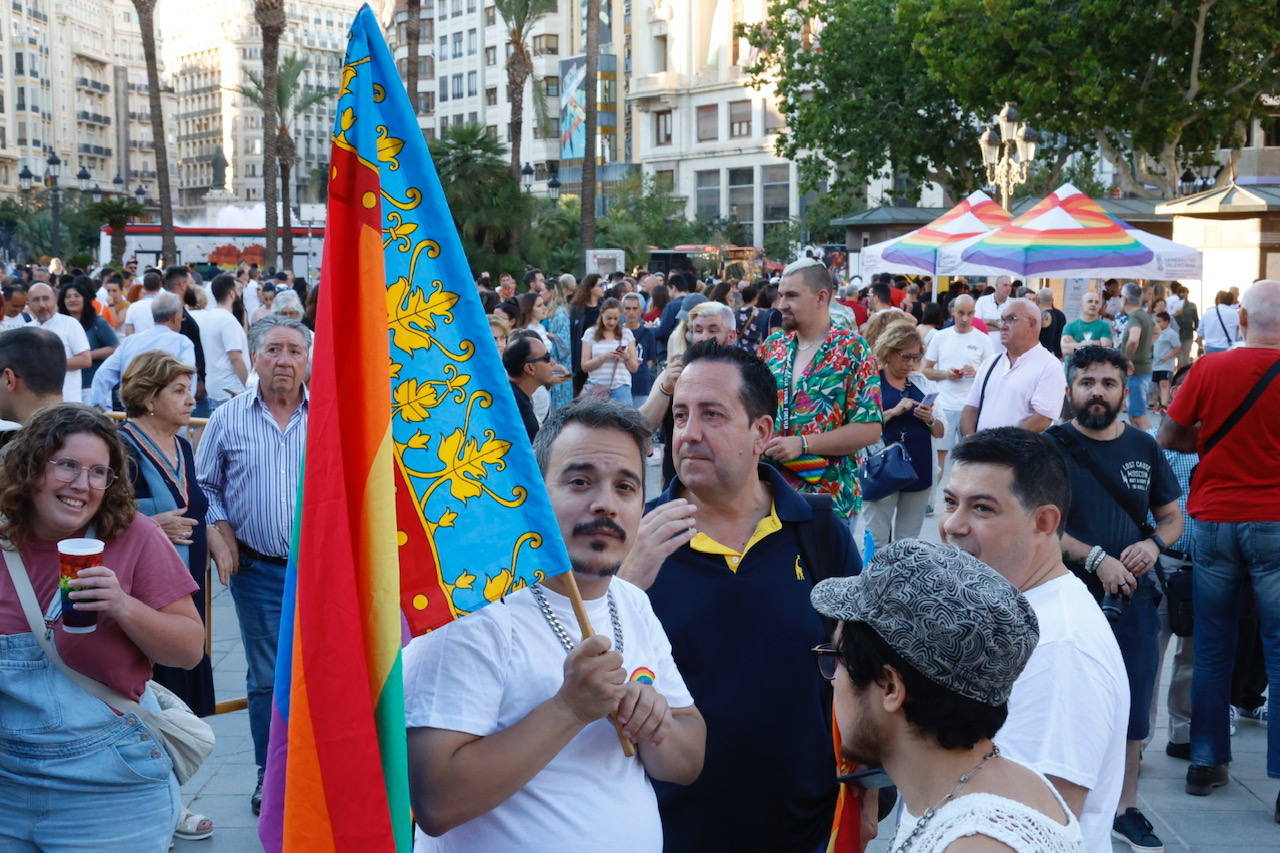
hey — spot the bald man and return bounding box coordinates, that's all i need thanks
[924,294,995,473]
[26,282,90,402]
[960,297,1065,435]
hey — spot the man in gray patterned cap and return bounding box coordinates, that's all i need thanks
[811,539,1085,851]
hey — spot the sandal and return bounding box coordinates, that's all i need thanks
[174,808,214,841]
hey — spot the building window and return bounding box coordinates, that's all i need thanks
[452,74,463,99]
[485,5,496,26]
[762,164,789,222]
[467,71,477,96]
[421,91,436,115]
[653,35,667,73]
[467,0,476,11]
[543,76,560,96]
[486,124,497,138]
[653,110,671,146]
[654,170,675,191]
[728,167,754,224]
[729,100,752,138]
[451,0,462,16]
[764,100,785,134]
[485,86,497,106]
[696,169,720,219]
[467,29,477,54]
[440,76,449,102]
[696,104,718,142]
[452,32,462,58]
[1264,116,1280,147]
[532,35,558,56]
[485,45,497,65]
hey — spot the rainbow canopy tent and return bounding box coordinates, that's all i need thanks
[936,183,1202,280]
[860,190,1013,276]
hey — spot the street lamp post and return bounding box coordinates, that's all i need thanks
[47,153,62,259]
[521,162,534,193]
[979,102,1038,211]
[548,171,561,202]
[134,184,148,217]
[18,165,33,211]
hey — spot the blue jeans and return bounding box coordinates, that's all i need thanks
[0,633,179,851]
[1111,574,1161,740]
[229,553,286,769]
[609,385,633,405]
[1189,519,1280,776]
[1127,373,1152,418]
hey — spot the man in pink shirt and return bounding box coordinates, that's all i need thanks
[960,297,1065,435]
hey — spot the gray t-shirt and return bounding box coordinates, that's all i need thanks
[1153,326,1180,370]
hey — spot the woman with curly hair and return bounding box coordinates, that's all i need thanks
[0,404,204,851]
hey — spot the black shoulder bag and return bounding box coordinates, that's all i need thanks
[973,356,1002,426]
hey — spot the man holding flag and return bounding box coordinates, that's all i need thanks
[404,398,706,851]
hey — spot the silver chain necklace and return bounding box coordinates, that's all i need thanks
[893,745,1000,853]
[529,583,623,655]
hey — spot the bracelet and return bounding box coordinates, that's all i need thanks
[658,384,673,397]
[800,434,809,454]
[1084,545,1106,574]
[1150,533,1167,552]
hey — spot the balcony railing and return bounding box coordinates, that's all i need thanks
[76,110,111,125]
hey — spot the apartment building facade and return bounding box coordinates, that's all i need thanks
[162,0,359,215]
[0,0,175,205]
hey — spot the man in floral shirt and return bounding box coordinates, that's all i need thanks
[759,258,883,526]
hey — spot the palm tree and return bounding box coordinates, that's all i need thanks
[254,0,286,269]
[492,0,557,178]
[85,198,146,268]
[232,55,331,272]
[130,0,176,264]
[405,0,421,114]
[579,0,600,261]
[429,123,532,269]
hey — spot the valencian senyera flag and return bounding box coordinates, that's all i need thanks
[259,5,572,850]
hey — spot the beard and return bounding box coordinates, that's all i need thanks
[839,688,884,766]
[570,558,621,578]
[781,312,798,331]
[1075,395,1121,429]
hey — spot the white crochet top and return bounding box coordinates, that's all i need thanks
[890,766,1084,852]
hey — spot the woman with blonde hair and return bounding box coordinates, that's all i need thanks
[863,321,944,550]
[862,307,916,349]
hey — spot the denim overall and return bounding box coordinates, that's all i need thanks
[0,629,180,851]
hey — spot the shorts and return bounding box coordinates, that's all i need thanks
[1127,373,1151,418]
[937,408,964,451]
[1152,370,1171,383]
[1110,574,1161,741]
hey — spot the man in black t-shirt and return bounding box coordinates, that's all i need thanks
[1048,346,1183,852]
[1036,287,1067,359]
[502,331,560,442]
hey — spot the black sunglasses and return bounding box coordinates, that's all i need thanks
[525,353,552,365]
[812,643,845,681]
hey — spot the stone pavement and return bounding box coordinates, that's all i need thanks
[175,454,1278,852]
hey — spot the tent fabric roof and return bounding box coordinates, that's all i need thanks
[1155,183,1280,215]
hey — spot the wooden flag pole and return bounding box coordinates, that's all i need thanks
[560,571,637,758]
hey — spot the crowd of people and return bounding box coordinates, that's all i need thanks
[1,247,1277,853]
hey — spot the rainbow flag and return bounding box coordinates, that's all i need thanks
[259,6,571,850]
[938,182,1155,278]
[862,190,1011,276]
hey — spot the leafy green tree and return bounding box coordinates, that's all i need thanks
[741,0,986,202]
[429,122,534,274]
[898,0,1280,198]
[598,173,699,249]
[232,54,332,271]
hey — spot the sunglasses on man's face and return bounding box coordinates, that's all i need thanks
[812,643,846,681]
[525,353,552,365]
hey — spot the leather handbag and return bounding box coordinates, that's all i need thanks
[860,438,916,503]
[3,545,215,784]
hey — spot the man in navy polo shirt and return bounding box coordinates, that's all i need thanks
[621,340,861,852]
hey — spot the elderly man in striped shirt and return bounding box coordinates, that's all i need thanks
[195,314,311,817]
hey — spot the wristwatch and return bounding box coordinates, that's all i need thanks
[1150,533,1168,552]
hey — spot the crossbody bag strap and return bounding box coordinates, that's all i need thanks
[974,357,1001,424]
[1200,358,1280,458]
[1214,306,1231,342]
[1,545,149,721]
[1047,425,1150,533]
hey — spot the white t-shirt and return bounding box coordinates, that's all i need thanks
[580,327,635,390]
[403,580,693,853]
[0,313,31,332]
[925,326,996,412]
[34,313,91,403]
[191,307,249,401]
[1201,304,1240,349]
[973,293,1009,353]
[996,573,1128,853]
[124,294,157,334]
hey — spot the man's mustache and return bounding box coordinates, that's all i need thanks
[573,518,627,541]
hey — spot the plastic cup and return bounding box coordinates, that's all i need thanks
[58,538,103,634]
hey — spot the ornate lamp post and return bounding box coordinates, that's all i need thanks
[521,162,534,193]
[47,153,63,258]
[979,102,1038,211]
[548,171,561,201]
[18,165,33,210]
[134,184,148,218]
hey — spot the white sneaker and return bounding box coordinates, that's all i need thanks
[1235,703,1268,727]
[1228,705,1239,736]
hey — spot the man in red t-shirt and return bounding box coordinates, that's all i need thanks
[1158,279,1280,813]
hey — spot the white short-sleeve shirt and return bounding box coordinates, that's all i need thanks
[965,343,1065,431]
[34,313,91,403]
[996,573,1128,853]
[403,580,693,853]
[973,293,1009,353]
[925,326,995,412]
[580,327,635,390]
[191,307,249,401]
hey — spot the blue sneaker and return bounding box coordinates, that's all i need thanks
[1112,808,1164,852]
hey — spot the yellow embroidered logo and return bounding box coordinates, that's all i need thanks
[794,556,805,581]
